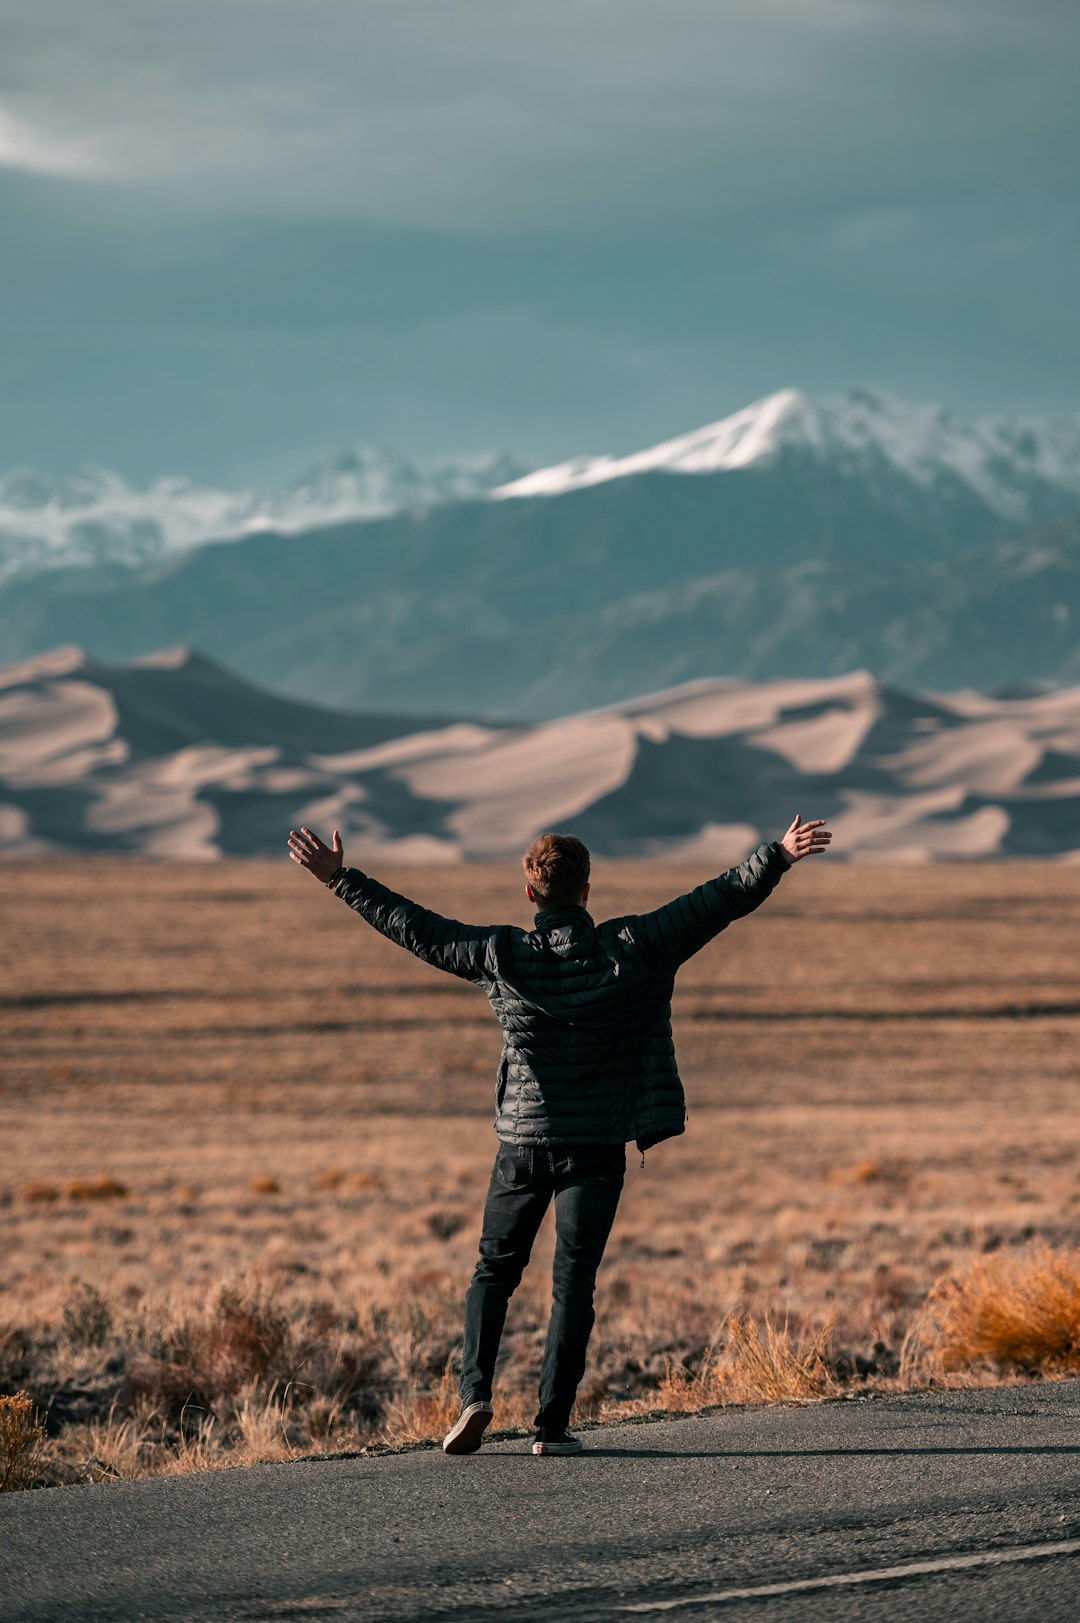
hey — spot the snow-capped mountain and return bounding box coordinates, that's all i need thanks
[495,387,1080,524]
[5,387,1080,719]
[0,446,524,586]
[7,389,1080,592]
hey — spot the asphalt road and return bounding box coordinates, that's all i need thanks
[4,1382,1080,1622]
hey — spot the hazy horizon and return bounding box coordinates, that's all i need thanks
[8,380,1080,492]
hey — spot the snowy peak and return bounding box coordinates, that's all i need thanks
[495,388,811,497]
[0,446,526,586]
[5,388,1080,590]
[494,387,1080,520]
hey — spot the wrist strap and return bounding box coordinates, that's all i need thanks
[325,866,346,889]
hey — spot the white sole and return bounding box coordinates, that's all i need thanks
[531,1440,584,1455]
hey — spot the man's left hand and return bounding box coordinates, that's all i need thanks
[288,826,344,883]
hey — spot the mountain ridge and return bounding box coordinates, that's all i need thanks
[495,387,1080,520]
[0,446,524,585]
[5,387,1080,589]
[1,500,1076,718]
[3,387,1079,719]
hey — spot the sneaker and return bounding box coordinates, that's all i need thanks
[442,1400,493,1455]
[531,1429,584,1456]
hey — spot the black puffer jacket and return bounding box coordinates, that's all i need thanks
[333,842,788,1154]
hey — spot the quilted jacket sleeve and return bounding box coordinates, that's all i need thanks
[331,868,497,984]
[632,841,789,969]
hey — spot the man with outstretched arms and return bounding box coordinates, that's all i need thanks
[288,813,831,1456]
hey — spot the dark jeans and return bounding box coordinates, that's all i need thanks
[460,1141,626,1436]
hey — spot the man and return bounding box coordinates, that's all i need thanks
[288,812,831,1457]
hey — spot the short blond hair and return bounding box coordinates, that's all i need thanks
[522,832,591,907]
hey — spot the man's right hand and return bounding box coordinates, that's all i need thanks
[779,813,832,865]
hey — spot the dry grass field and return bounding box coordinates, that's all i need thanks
[3,854,1080,1487]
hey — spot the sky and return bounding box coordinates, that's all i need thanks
[2,0,1078,485]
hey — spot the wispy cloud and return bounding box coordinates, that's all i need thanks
[2,0,1076,227]
[1,0,1077,478]
[0,107,110,179]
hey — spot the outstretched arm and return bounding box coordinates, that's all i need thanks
[633,813,832,969]
[288,826,497,984]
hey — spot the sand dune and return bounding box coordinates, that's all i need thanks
[1,646,1078,860]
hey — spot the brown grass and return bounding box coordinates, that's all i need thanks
[21,1183,60,1204]
[0,1393,45,1492]
[903,1247,1080,1379]
[2,856,1080,1486]
[624,1315,837,1415]
[65,1177,128,1202]
[722,1315,838,1403]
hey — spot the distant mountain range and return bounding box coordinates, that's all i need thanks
[2,388,1078,715]
[3,645,1078,860]
[0,446,524,585]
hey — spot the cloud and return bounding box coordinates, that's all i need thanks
[1,0,1077,478]
[1,0,1077,229]
[0,107,110,178]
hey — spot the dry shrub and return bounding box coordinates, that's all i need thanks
[646,1316,838,1412]
[298,1311,386,1413]
[190,1287,291,1397]
[425,1209,466,1242]
[128,1286,295,1418]
[66,1177,128,1201]
[0,1393,45,1492]
[721,1314,838,1403]
[828,1160,883,1186]
[154,1411,223,1477]
[648,1361,702,1414]
[381,1363,535,1445]
[407,1266,449,1295]
[126,1287,392,1446]
[249,1177,280,1196]
[903,1246,1080,1378]
[827,1159,911,1188]
[232,1384,299,1463]
[168,1412,223,1475]
[317,1168,386,1194]
[602,1315,838,1420]
[302,1390,350,1445]
[62,1410,149,1482]
[0,1327,35,1387]
[62,1284,113,1348]
[381,1360,461,1444]
[22,1183,59,1204]
[348,1171,382,1192]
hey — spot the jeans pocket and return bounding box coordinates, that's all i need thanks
[494,1146,530,1189]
